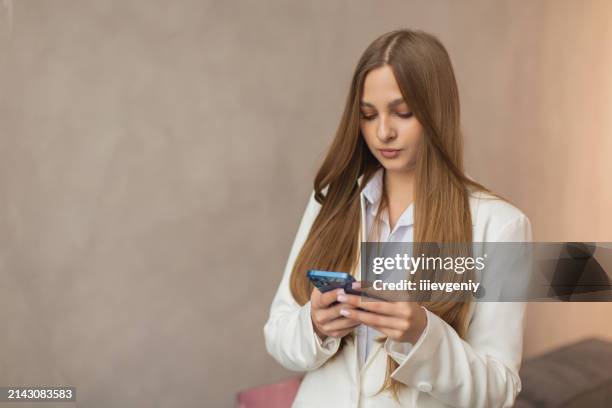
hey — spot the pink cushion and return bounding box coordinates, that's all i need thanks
[237,376,303,408]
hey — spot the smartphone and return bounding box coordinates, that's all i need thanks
[307,270,361,295]
[307,269,389,302]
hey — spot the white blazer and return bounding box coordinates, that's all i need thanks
[264,174,533,408]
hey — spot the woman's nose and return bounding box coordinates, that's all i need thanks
[377,116,396,142]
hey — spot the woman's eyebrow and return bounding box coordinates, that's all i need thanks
[359,98,406,109]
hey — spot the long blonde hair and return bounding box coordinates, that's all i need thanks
[289,28,502,400]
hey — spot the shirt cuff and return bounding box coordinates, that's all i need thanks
[383,306,430,365]
[314,330,341,350]
[387,307,446,387]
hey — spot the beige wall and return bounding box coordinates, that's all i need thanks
[0,1,610,407]
[452,0,612,358]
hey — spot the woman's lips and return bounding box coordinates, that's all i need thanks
[379,149,401,159]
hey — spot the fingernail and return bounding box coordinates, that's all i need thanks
[352,281,361,289]
[340,309,350,317]
[337,288,345,295]
[337,294,347,302]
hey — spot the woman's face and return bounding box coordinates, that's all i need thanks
[359,65,424,173]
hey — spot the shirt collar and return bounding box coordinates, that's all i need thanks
[362,167,384,211]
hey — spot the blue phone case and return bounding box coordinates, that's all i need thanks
[307,270,360,294]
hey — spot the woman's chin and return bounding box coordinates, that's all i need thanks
[379,160,406,170]
[379,160,416,174]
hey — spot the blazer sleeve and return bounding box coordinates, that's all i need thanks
[263,190,342,371]
[383,213,533,408]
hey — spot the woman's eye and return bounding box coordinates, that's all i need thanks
[360,112,413,121]
[397,112,413,119]
[361,113,376,121]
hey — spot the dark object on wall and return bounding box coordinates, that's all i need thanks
[515,338,612,407]
[547,242,612,301]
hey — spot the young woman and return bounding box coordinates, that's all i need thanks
[264,29,532,408]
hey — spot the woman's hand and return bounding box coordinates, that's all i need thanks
[310,287,361,341]
[336,282,427,344]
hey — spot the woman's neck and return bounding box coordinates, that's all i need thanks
[384,168,415,208]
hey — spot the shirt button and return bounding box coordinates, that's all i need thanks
[417,381,432,393]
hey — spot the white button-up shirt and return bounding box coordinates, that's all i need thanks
[358,167,415,366]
